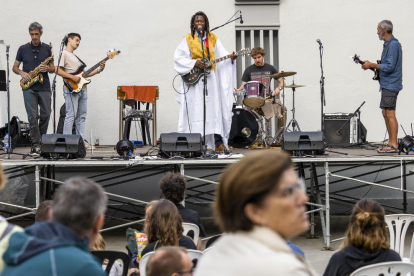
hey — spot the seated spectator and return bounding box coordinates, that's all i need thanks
[0,165,23,273]
[323,199,401,276]
[140,199,196,259]
[35,200,53,222]
[159,172,206,250]
[2,177,108,276]
[92,233,123,276]
[146,246,193,276]
[194,150,317,276]
[131,200,158,268]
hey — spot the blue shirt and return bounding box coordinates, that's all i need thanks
[379,35,402,92]
[16,42,53,92]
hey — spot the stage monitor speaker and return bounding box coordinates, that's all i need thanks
[159,133,202,158]
[282,131,325,156]
[40,134,86,158]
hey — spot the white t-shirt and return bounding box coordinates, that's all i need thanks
[59,49,87,91]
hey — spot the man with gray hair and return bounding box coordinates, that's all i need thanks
[146,246,194,276]
[362,20,402,153]
[1,177,107,276]
[12,22,55,156]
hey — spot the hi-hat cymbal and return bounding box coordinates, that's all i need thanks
[269,71,297,79]
[284,84,305,88]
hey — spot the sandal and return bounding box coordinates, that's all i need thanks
[377,145,398,153]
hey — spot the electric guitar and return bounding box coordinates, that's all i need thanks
[181,48,251,85]
[63,49,121,93]
[351,54,380,81]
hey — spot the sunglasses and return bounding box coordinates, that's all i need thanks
[177,269,193,275]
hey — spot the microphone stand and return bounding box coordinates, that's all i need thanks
[337,101,365,135]
[200,29,208,154]
[52,40,65,133]
[318,42,326,134]
[210,17,242,32]
[5,45,11,159]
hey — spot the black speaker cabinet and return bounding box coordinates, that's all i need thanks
[40,134,86,158]
[324,114,368,147]
[282,131,325,156]
[159,133,202,158]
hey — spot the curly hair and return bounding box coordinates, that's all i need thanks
[159,173,186,204]
[251,47,266,57]
[145,199,184,246]
[190,11,210,38]
[342,199,389,252]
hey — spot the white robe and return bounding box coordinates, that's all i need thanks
[174,36,236,150]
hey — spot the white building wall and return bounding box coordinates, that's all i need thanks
[279,0,414,141]
[0,0,236,145]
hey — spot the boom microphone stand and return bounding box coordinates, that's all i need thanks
[5,45,11,159]
[198,26,208,154]
[51,35,67,133]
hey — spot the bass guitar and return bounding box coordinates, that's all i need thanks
[181,48,251,85]
[351,54,380,81]
[63,49,121,93]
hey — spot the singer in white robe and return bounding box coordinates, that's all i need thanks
[174,34,236,150]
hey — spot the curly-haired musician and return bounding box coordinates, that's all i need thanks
[174,11,237,151]
[12,22,55,155]
[56,33,105,149]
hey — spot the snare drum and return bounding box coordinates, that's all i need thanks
[243,81,266,108]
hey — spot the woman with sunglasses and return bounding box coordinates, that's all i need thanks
[323,199,400,276]
[194,150,317,276]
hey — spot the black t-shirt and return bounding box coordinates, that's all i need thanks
[175,203,206,237]
[140,236,197,259]
[16,42,53,92]
[241,63,278,94]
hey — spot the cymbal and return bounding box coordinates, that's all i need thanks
[269,71,297,79]
[284,84,305,88]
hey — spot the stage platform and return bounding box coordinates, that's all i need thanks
[1,144,414,250]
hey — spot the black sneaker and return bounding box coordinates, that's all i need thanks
[31,145,41,157]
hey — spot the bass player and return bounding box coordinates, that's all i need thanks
[12,22,55,155]
[56,33,105,149]
[174,11,237,151]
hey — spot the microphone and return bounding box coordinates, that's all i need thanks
[240,11,244,24]
[198,25,203,34]
[316,39,322,46]
[6,45,10,53]
[62,34,68,42]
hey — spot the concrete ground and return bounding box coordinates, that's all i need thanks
[12,216,414,275]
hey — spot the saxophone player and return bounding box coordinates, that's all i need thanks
[12,22,55,155]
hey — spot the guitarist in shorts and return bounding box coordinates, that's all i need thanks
[56,33,105,149]
[361,20,402,153]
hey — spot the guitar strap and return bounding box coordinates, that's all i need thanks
[381,38,395,61]
[205,36,211,61]
[73,53,87,67]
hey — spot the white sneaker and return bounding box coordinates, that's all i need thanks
[84,140,95,150]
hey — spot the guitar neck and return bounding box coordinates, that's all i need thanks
[82,57,109,77]
[356,59,376,72]
[206,53,236,67]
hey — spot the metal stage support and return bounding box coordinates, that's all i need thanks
[2,156,414,248]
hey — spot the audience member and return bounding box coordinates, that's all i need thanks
[146,246,193,276]
[1,177,108,276]
[141,200,196,259]
[92,233,123,276]
[131,200,158,268]
[35,200,53,222]
[0,165,23,273]
[194,150,317,276]
[159,172,206,250]
[323,199,401,276]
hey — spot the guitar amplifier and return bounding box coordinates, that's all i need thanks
[324,113,367,147]
[282,131,325,156]
[159,133,202,158]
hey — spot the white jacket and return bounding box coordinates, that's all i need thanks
[194,226,318,276]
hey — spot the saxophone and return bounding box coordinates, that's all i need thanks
[20,43,54,90]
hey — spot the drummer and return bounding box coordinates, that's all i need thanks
[235,47,284,96]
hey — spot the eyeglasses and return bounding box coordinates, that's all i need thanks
[273,178,307,199]
[177,269,193,275]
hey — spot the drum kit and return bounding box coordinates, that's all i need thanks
[229,71,306,148]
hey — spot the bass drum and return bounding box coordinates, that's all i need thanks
[229,108,262,148]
